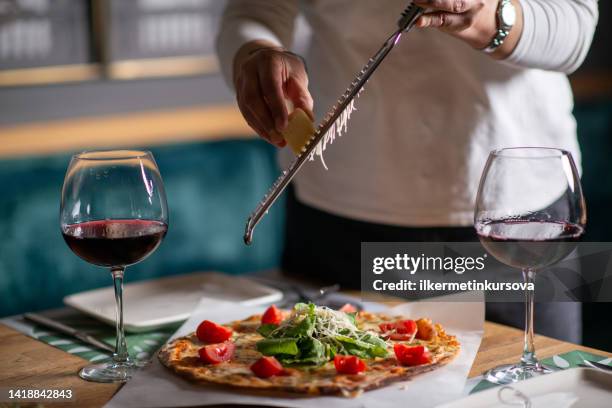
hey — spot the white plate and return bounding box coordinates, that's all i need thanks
[438,368,612,407]
[63,271,282,332]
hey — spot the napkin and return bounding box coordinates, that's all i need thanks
[106,295,484,408]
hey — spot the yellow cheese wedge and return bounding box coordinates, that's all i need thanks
[281,108,315,155]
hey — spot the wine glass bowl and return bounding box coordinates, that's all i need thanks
[477,219,583,271]
[474,147,586,384]
[60,150,168,383]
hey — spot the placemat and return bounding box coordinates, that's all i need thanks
[470,350,612,394]
[1,307,177,363]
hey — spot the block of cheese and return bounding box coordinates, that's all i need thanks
[281,108,315,155]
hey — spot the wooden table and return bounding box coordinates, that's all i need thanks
[1,322,610,407]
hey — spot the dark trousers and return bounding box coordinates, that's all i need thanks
[281,188,581,343]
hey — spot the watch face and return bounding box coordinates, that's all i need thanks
[500,2,516,26]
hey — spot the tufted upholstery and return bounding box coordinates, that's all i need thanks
[0,139,285,316]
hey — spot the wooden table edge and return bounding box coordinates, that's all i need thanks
[1,319,610,407]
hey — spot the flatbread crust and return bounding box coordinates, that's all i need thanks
[159,311,460,397]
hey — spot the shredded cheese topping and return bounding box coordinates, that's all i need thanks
[271,304,382,347]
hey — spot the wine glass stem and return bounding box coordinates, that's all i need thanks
[111,266,129,364]
[521,268,537,366]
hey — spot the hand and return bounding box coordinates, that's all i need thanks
[234,40,314,147]
[413,0,522,57]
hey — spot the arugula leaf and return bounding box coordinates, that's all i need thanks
[325,343,337,360]
[341,343,371,359]
[257,324,278,338]
[366,344,389,358]
[256,337,326,365]
[279,338,327,365]
[280,308,315,338]
[298,337,326,362]
[361,332,388,350]
[256,338,299,356]
[346,312,357,326]
[335,334,388,358]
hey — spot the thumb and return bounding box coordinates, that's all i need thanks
[285,76,314,121]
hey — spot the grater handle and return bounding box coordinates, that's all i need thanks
[398,4,424,31]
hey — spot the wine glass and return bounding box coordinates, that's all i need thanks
[60,150,168,383]
[475,147,586,384]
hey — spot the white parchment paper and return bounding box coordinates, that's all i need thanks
[106,295,484,408]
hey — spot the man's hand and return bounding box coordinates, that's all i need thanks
[413,0,523,58]
[233,40,313,147]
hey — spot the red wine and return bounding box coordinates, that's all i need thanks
[477,220,583,269]
[62,219,167,267]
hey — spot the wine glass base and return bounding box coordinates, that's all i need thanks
[79,359,135,383]
[485,362,555,385]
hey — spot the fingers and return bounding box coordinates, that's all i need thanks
[415,0,485,33]
[414,0,495,50]
[236,48,311,148]
[416,11,474,31]
[413,0,479,13]
[237,78,285,147]
[285,76,314,120]
[258,55,289,132]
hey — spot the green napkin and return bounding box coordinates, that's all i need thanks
[471,350,612,394]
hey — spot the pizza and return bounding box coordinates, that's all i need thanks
[159,303,460,398]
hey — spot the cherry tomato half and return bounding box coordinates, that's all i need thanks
[379,319,417,340]
[250,356,284,378]
[261,304,283,325]
[334,355,367,375]
[379,322,396,333]
[395,320,417,335]
[393,344,432,366]
[389,332,414,341]
[198,342,235,364]
[196,320,233,343]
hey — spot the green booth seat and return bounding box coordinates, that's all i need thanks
[0,139,285,317]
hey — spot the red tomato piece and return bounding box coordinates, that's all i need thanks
[261,304,283,325]
[389,332,414,341]
[250,356,284,378]
[196,320,233,343]
[393,344,432,366]
[198,342,235,364]
[338,303,357,313]
[379,322,396,333]
[334,355,367,375]
[394,320,417,335]
[379,320,417,340]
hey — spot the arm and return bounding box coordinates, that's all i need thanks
[216,0,311,147]
[216,0,299,86]
[413,0,598,74]
[506,0,598,74]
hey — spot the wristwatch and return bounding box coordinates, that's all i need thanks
[483,0,516,54]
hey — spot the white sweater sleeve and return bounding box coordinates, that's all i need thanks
[506,0,599,74]
[215,0,299,87]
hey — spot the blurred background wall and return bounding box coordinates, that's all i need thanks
[0,0,610,349]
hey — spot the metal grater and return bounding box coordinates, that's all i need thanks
[244,3,424,244]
